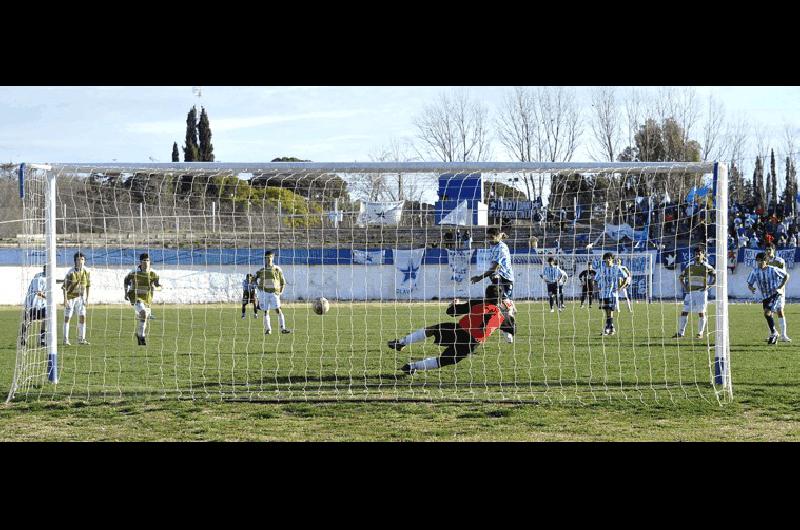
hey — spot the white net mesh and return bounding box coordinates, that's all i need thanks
[7,162,731,403]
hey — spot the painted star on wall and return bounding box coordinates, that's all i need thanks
[400,263,420,282]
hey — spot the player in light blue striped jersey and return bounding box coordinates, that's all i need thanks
[540,257,568,312]
[471,227,514,299]
[747,252,790,344]
[596,252,629,336]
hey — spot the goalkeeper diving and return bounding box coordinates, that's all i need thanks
[387,284,516,374]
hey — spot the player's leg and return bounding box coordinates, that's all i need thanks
[558,285,564,310]
[259,291,272,334]
[63,300,73,345]
[20,310,30,347]
[389,323,439,351]
[241,290,248,318]
[77,301,88,344]
[252,291,259,317]
[39,309,47,346]
[277,306,290,333]
[676,310,689,337]
[776,296,790,341]
[134,302,150,346]
[764,302,779,344]
[624,288,633,312]
[548,284,556,311]
[696,312,706,338]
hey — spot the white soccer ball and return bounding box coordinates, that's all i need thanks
[313,297,330,315]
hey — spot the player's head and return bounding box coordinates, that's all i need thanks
[487,227,506,243]
[264,250,275,265]
[602,252,614,266]
[587,262,593,270]
[484,284,502,303]
[547,257,555,265]
[73,252,85,268]
[765,243,776,257]
[246,273,254,281]
[694,246,706,261]
[755,252,767,269]
[615,257,622,265]
[139,253,151,271]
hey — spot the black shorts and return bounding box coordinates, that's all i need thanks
[492,276,514,299]
[546,283,561,296]
[430,322,478,357]
[242,289,256,304]
[27,308,46,321]
[762,293,780,312]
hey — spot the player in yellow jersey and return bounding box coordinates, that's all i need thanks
[675,246,716,339]
[62,252,91,345]
[124,253,162,346]
[616,257,633,312]
[254,250,290,335]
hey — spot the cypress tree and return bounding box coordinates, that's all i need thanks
[183,105,200,162]
[198,107,215,162]
[753,155,764,210]
[770,148,778,210]
[172,142,180,162]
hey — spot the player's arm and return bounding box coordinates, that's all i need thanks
[777,270,790,292]
[85,272,90,304]
[471,262,499,284]
[278,268,286,295]
[746,271,757,293]
[446,298,481,316]
[707,265,717,288]
[152,273,162,291]
[62,273,69,305]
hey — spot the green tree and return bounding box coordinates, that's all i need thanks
[769,149,777,210]
[171,142,179,162]
[183,105,200,162]
[271,156,311,162]
[753,155,765,209]
[198,107,214,162]
[784,156,797,216]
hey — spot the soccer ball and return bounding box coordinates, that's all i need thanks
[313,297,330,315]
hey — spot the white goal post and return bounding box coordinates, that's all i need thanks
[8,161,732,403]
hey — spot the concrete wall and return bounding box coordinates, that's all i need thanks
[3,263,795,305]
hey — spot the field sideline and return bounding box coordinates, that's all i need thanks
[1,302,799,441]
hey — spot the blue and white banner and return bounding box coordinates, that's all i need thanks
[742,248,796,269]
[447,249,473,295]
[352,249,384,265]
[357,200,404,225]
[604,223,648,242]
[394,248,425,296]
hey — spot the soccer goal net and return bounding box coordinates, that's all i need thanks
[7,161,731,404]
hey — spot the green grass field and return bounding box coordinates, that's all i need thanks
[1,302,799,440]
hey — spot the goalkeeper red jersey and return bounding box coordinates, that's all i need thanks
[457,303,505,343]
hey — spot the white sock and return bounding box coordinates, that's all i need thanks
[63,322,70,341]
[78,323,86,341]
[401,329,427,346]
[137,320,147,338]
[698,316,706,334]
[279,313,286,330]
[779,318,787,336]
[678,315,688,334]
[264,314,271,332]
[411,356,439,371]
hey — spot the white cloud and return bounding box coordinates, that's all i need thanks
[126,109,365,135]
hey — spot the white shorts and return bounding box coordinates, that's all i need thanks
[683,290,708,313]
[64,297,86,318]
[619,287,629,299]
[133,300,152,319]
[257,290,281,310]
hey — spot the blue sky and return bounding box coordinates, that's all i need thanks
[1,86,798,167]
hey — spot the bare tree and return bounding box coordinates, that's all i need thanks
[753,122,772,161]
[496,87,543,199]
[701,93,726,161]
[588,86,622,162]
[624,88,644,155]
[722,114,750,172]
[413,89,491,163]
[538,86,583,163]
[367,137,428,202]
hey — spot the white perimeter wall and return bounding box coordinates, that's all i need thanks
[2,264,795,305]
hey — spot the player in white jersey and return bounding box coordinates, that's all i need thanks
[21,265,48,347]
[615,257,633,312]
[62,252,91,345]
[675,246,716,339]
[595,252,629,336]
[765,243,789,340]
[540,257,568,312]
[748,252,791,344]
